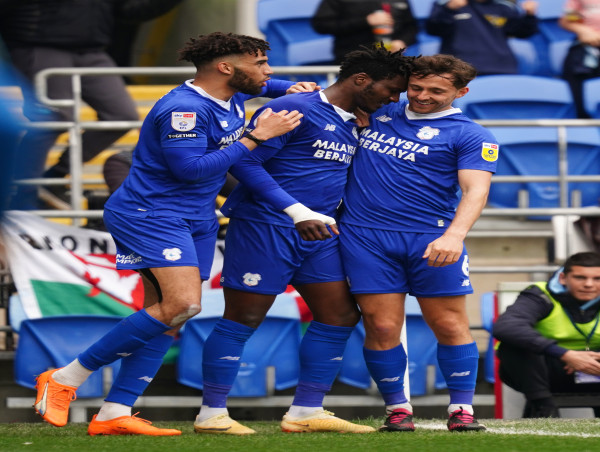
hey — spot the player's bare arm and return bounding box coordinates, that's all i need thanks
[423,169,491,267]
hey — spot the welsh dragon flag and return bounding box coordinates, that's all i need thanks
[1,211,145,319]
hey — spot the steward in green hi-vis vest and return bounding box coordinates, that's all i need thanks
[534,282,600,352]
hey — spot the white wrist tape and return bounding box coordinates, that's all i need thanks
[283,203,336,225]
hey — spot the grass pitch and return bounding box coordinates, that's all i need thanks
[2,417,600,452]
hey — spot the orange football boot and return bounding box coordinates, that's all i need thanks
[34,368,77,427]
[87,413,182,436]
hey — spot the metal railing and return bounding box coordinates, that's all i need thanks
[10,65,600,264]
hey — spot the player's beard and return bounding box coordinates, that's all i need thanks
[358,82,378,114]
[228,67,264,95]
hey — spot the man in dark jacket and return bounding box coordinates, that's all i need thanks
[312,0,418,64]
[493,252,600,418]
[0,0,183,209]
[425,0,538,75]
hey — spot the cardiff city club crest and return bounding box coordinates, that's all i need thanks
[171,112,196,131]
[416,126,440,140]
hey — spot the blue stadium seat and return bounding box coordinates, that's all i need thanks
[257,0,334,66]
[487,126,600,209]
[583,77,600,118]
[548,40,572,76]
[408,0,437,21]
[453,75,576,119]
[404,34,440,57]
[480,292,496,384]
[176,291,302,397]
[14,315,123,398]
[508,38,545,76]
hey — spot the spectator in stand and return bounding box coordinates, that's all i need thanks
[493,252,600,418]
[311,0,418,64]
[0,0,184,210]
[560,0,600,119]
[425,0,539,75]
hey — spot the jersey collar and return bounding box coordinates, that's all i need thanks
[319,91,356,122]
[404,103,462,120]
[185,80,232,111]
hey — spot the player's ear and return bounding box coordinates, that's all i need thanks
[354,72,371,86]
[217,61,233,75]
[454,86,469,99]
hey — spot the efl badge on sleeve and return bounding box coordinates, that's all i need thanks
[481,142,499,162]
[171,112,196,131]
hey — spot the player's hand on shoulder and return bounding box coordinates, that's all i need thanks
[252,107,303,140]
[286,82,321,94]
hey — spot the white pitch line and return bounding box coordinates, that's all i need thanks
[416,423,600,438]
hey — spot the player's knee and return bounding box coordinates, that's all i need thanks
[364,316,400,341]
[429,316,463,339]
[224,310,265,329]
[315,308,360,327]
[169,302,201,326]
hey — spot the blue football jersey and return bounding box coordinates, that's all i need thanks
[105,79,291,220]
[222,91,359,226]
[340,100,499,232]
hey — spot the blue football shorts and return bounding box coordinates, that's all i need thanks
[103,208,218,279]
[221,218,346,294]
[339,223,473,297]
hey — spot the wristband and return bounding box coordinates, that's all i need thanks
[244,132,266,146]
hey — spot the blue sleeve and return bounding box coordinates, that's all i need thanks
[229,142,298,211]
[456,123,498,173]
[164,141,250,183]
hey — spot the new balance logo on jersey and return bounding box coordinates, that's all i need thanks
[380,376,401,382]
[219,356,241,361]
[375,115,392,122]
[461,279,471,287]
[450,371,471,377]
[138,376,153,383]
[324,124,336,131]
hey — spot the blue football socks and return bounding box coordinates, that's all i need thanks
[437,342,479,405]
[104,333,174,406]
[78,309,171,371]
[291,321,354,407]
[201,318,256,408]
[363,344,408,405]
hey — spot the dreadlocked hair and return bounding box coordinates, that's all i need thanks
[178,32,270,68]
[411,54,477,89]
[337,43,415,82]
